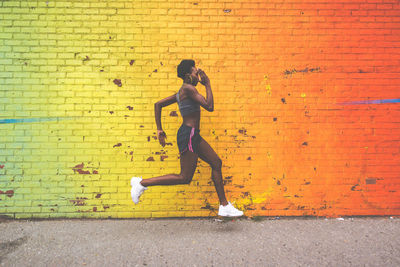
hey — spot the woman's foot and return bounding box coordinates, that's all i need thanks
[218,202,244,217]
[130,177,147,204]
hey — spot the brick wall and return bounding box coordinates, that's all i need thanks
[0,0,399,218]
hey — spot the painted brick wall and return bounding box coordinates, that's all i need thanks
[1,0,399,219]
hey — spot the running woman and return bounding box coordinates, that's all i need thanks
[130,59,243,217]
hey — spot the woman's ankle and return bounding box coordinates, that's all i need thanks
[220,200,229,206]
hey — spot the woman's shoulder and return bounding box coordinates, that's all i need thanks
[181,84,197,94]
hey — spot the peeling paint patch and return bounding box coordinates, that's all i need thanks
[284,67,321,78]
[126,106,133,110]
[76,209,88,213]
[70,197,87,206]
[351,184,362,191]
[160,156,168,161]
[281,98,286,104]
[95,194,102,198]
[146,157,155,161]
[72,163,98,176]
[113,79,122,87]
[0,190,14,198]
[113,143,122,148]
[170,111,178,116]
[243,205,255,210]
[72,163,94,175]
[129,60,135,65]
[242,192,250,197]
[223,179,232,185]
[200,203,214,210]
[201,200,217,213]
[366,178,376,184]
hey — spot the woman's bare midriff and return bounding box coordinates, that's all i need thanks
[182,111,200,129]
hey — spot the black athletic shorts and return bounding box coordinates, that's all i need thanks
[177,124,202,155]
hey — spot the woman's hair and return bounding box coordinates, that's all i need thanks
[177,59,195,80]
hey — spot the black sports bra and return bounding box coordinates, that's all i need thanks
[176,89,200,116]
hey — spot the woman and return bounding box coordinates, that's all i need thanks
[130,59,243,217]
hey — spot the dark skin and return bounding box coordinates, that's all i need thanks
[140,66,229,206]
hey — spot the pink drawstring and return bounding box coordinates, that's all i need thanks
[188,127,195,152]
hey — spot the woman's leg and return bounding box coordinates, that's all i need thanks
[196,138,229,206]
[140,151,198,187]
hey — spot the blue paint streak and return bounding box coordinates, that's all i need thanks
[0,117,72,124]
[337,98,400,105]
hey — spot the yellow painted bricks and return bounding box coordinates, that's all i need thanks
[0,0,399,219]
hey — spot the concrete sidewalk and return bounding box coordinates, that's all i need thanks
[0,217,399,266]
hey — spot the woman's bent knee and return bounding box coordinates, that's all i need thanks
[212,158,222,171]
[178,174,193,184]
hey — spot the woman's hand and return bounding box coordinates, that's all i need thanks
[157,129,167,147]
[198,69,210,86]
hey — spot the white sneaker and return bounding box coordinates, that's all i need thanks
[218,202,244,217]
[130,177,147,204]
